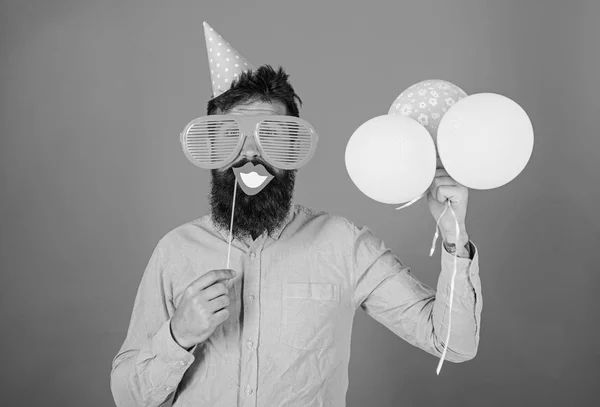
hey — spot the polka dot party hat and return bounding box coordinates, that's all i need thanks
[388,80,468,143]
[203,21,255,97]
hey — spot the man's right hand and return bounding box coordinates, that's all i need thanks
[170,269,236,350]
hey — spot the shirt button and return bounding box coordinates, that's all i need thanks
[246,385,253,395]
[248,293,255,301]
[177,361,187,367]
[246,338,254,349]
[249,251,256,259]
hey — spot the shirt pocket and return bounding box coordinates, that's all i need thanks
[280,283,340,350]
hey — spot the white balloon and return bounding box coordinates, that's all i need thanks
[345,115,437,204]
[437,93,534,190]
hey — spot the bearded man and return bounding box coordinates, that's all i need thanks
[111,22,482,407]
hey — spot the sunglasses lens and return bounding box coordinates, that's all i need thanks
[257,119,315,169]
[182,118,241,169]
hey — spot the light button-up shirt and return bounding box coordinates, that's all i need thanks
[111,202,482,406]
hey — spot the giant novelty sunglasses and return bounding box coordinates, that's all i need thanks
[180,115,319,170]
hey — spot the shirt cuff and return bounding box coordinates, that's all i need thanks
[441,241,479,280]
[148,319,197,394]
[154,318,198,361]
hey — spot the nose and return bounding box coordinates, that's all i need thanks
[240,132,260,161]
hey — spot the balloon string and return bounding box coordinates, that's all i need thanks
[429,202,447,257]
[394,196,460,374]
[428,200,459,376]
[226,179,237,270]
[394,191,427,210]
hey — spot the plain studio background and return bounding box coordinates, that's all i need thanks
[1,0,599,405]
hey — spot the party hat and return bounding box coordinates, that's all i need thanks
[203,21,255,97]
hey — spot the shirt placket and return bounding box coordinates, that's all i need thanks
[239,242,262,406]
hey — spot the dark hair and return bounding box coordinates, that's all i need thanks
[206,65,303,117]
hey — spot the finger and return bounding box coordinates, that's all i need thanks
[435,168,450,177]
[431,176,454,186]
[436,185,462,204]
[434,169,464,188]
[429,177,457,197]
[202,282,230,300]
[188,269,236,292]
[213,308,231,324]
[207,294,230,312]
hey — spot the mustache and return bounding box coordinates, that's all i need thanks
[230,158,277,175]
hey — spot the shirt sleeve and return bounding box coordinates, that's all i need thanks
[351,223,482,363]
[110,240,198,407]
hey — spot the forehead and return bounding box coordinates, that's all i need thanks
[226,100,288,116]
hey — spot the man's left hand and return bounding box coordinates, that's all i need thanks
[426,168,469,242]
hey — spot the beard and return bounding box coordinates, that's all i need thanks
[209,158,296,241]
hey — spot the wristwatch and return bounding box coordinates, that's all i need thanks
[443,240,473,259]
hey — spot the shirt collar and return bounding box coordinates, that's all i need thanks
[207,200,296,244]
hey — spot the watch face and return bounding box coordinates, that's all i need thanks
[444,240,472,258]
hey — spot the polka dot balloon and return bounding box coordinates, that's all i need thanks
[388,80,468,166]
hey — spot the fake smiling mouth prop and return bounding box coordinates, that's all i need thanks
[232,162,275,196]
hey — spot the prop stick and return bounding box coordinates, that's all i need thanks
[226,180,238,269]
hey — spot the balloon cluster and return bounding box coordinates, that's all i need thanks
[345,80,535,376]
[345,80,535,205]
